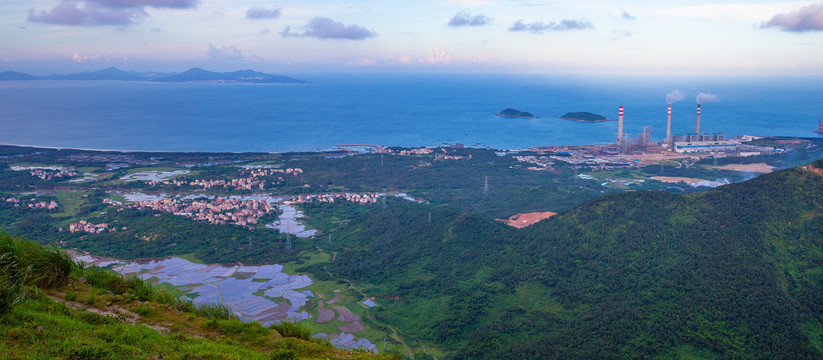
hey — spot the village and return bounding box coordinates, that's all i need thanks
[145,167,304,191]
[1,196,60,210]
[129,197,277,229]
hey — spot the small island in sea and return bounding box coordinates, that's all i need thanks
[496,108,538,119]
[558,111,610,122]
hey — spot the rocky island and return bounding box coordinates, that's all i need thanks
[496,108,538,119]
[558,111,611,122]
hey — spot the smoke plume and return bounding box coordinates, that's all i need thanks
[696,92,717,104]
[666,90,684,104]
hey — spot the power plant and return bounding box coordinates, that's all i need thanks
[665,104,672,146]
[615,100,738,154]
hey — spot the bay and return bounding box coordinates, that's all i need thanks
[1,73,821,153]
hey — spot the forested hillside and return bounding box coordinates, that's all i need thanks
[304,161,823,359]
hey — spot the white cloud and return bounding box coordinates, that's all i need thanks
[71,52,109,62]
[417,46,453,65]
[658,1,819,23]
[206,44,244,59]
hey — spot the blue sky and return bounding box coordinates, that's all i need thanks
[2,0,822,74]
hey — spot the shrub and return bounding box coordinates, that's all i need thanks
[195,302,236,320]
[269,320,312,341]
[269,349,296,360]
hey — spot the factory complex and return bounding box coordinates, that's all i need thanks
[615,103,742,154]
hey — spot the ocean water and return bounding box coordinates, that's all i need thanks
[1,74,821,153]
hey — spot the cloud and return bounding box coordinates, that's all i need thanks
[71,52,109,62]
[696,92,718,104]
[281,17,376,40]
[28,0,197,26]
[448,11,491,27]
[418,46,453,65]
[207,44,244,60]
[509,19,593,33]
[246,7,281,20]
[90,0,196,8]
[608,29,631,40]
[260,28,271,34]
[761,3,823,32]
[28,2,146,26]
[622,10,636,20]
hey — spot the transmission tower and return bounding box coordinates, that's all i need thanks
[483,176,489,195]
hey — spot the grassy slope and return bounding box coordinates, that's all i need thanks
[308,163,823,359]
[0,233,397,360]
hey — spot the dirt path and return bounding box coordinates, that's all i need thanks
[46,294,169,333]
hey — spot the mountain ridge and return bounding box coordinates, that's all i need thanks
[0,67,306,84]
[303,161,823,358]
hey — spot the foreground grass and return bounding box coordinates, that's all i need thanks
[0,230,396,360]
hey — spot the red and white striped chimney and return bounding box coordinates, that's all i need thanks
[696,104,701,134]
[618,106,624,143]
[666,104,672,144]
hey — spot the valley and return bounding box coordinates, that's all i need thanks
[2,137,823,358]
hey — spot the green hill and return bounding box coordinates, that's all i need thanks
[0,231,395,360]
[303,162,823,358]
[558,111,608,122]
[496,108,537,118]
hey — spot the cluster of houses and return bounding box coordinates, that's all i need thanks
[65,220,118,234]
[390,148,433,156]
[1,197,60,210]
[103,198,124,206]
[287,192,382,205]
[513,155,556,170]
[130,197,276,229]
[28,168,78,180]
[239,167,303,177]
[144,168,304,191]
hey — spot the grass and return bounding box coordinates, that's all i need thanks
[1,229,73,315]
[0,230,397,359]
[282,251,330,274]
[50,191,87,218]
[176,253,205,264]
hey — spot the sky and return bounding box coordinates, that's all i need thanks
[2,0,823,75]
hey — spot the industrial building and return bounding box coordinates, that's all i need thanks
[616,103,740,154]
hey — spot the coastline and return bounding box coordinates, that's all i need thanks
[496,113,539,119]
[0,142,336,155]
[556,116,615,123]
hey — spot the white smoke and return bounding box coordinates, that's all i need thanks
[666,89,685,104]
[696,92,718,104]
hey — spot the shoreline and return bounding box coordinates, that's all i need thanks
[0,142,342,155]
[495,113,539,119]
[557,116,615,123]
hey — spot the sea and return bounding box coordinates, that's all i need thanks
[1,73,822,153]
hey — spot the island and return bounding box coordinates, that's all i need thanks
[558,111,611,122]
[496,108,538,119]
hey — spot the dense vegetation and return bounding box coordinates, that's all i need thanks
[0,231,394,359]
[558,111,607,122]
[496,108,536,118]
[302,163,823,358]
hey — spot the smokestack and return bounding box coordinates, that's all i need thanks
[696,104,701,134]
[666,104,672,143]
[618,106,624,143]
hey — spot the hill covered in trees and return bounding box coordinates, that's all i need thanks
[302,161,823,358]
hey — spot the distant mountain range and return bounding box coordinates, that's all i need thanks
[0,67,307,84]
